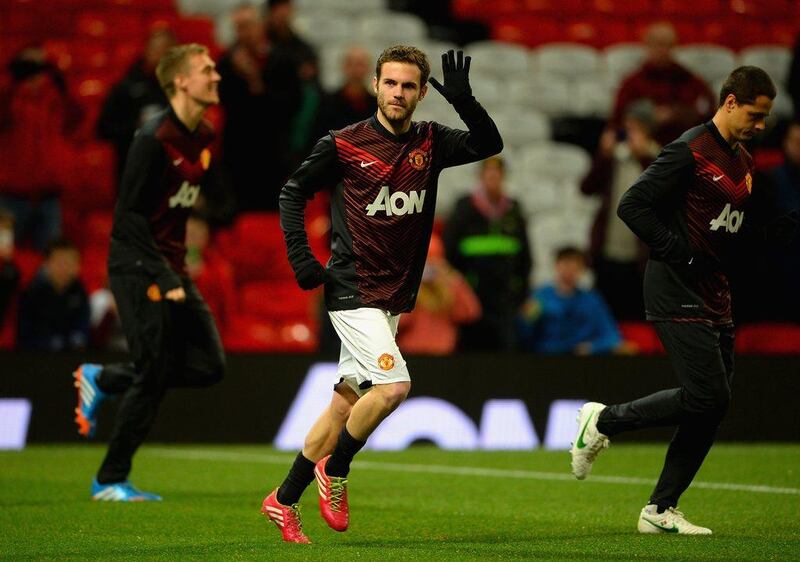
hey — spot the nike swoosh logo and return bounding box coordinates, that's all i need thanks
[644,518,679,533]
[576,410,596,449]
[173,158,184,166]
[360,161,377,168]
[712,174,724,181]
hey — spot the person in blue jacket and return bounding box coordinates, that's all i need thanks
[518,246,623,355]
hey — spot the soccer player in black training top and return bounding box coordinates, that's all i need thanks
[571,66,792,534]
[260,46,502,543]
[72,44,225,501]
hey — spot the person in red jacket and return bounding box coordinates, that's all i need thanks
[610,22,715,146]
[0,46,83,251]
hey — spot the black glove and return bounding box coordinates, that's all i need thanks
[429,50,472,105]
[295,261,327,290]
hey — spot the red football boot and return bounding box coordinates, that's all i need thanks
[261,489,311,544]
[314,455,349,531]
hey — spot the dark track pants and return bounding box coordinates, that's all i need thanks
[96,274,225,484]
[596,321,734,509]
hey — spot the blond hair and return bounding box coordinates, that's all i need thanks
[156,43,208,98]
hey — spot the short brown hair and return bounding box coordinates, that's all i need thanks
[718,66,776,107]
[375,44,430,87]
[156,43,208,98]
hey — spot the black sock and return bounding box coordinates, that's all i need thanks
[276,452,316,506]
[325,427,366,478]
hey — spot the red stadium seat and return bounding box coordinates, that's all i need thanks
[618,322,665,355]
[62,142,116,212]
[659,0,723,16]
[591,0,654,16]
[753,149,784,172]
[43,40,74,73]
[563,19,602,46]
[228,213,294,284]
[239,280,315,321]
[80,247,109,293]
[491,16,562,47]
[173,17,216,48]
[223,314,317,352]
[524,0,586,15]
[84,211,114,251]
[736,324,800,354]
[71,42,113,75]
[76,12,143,41]
[13,249,43,287]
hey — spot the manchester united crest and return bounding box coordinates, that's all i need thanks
[407,148,429,171]
[146,283,162,302]
[200,148,212,171]
[745,172,752,193]
[378,353,395,371]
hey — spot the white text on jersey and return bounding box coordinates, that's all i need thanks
[709,203,744,233]
[365,185,426,216]
[169,181,200,209]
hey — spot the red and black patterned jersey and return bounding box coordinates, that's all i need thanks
[280,99,503,314]
[109,107,215,291]
[618,121,756,325]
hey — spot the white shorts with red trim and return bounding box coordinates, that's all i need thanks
[328,307,410,397]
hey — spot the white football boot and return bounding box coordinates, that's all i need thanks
[570,402,609,480]
[637,504,712,535]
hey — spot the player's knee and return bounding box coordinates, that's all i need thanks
[331,398,353,422]
[379,382,410,412]
[685,386,730,416]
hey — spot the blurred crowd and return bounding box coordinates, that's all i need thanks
[1,1,798,355]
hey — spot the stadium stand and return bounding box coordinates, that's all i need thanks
[2,0,796,352]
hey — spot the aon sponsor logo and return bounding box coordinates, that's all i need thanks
[366,185,426,216]
[709,203,744,233]
[169,181,200,208]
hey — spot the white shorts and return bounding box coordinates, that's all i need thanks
[328,308,410,397]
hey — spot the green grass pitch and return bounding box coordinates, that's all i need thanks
[1,444,798,560]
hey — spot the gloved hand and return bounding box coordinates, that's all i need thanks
[295,261,327,290]
[429,50,472,105]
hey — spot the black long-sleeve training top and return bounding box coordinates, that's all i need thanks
[280,96,503,315]
[617,121,756,325]
[108,107,215,292]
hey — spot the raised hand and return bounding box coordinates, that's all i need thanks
[429,49,472,104]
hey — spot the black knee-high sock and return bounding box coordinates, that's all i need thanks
[276,452,316,506]
[325,427,366,478]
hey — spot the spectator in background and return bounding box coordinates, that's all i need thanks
[17,238,89,351]
[312,45,376,142]
[581,100,660,321]
[788,33,800,119]
[185,212,236,331]
[0,208,20,332]
[217,1,306,211]
[0,46,83,251]
[444,156,532,351]
[611,22,715,146]
[97,28,177,184]
[518,247,626,356]
[760,120,800,321]
[89,284,127,352]
[397,234,481,355]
